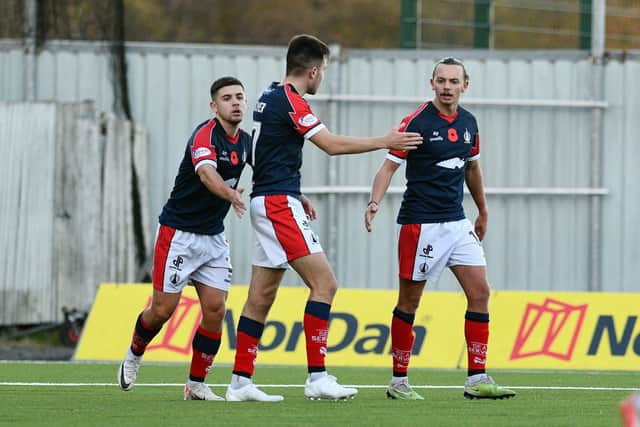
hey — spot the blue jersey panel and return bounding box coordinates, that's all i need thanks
[250,82,324,198]
[390,102,480,224]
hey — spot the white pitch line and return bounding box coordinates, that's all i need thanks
[0,382,638,391]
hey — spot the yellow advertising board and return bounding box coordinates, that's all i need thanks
[75,284,640,371]
[490,291,640,370]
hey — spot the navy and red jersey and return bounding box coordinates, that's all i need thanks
[250,82,326,198]
[388,102,480,224]
[158,117,251,235]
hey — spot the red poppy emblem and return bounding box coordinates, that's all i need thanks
[448,128,458,142]
[230,151,239,165]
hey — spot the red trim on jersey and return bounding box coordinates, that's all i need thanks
[470,133,480,157]
[438,110,458,123]
[398,224,421,280]
[388,149,408,160]
[225,132,240,144]
[152,225,177,291]
[283,83,322,136]
[389,101,430,159]
[191,119,217,167]
[265,195,310,261]
[399,101,430,132]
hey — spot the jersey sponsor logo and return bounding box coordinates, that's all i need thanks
[436,157,465,169]
[298,113,319,127]
[463,129,472,144]
[392,348,412,364]
[448,128,459,142]
[429,131,444,142]
[170,273,180,285]
[510,298,588,361]
[193,147,212,159]
[468,341,488,356]
[171,256,184,270]
[422,244,434,259]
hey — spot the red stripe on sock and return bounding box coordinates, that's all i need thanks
[196,326,222,340]
[391,314,414,375]
[465,318,489,373]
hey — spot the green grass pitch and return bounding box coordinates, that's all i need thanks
[0,362,638,426]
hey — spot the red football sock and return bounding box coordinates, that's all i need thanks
[232,316,264,378]
[465,311,489,376]
[189,326,221,382]
[391,308,415,377]
[304,301,330,373]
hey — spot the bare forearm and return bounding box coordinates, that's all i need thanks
[466,166,488,215]
[321,134,386,156]
[198,166,236,202]
[369,167,394,205]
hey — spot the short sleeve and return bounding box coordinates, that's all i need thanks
[192,121,218,172]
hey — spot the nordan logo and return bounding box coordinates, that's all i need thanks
[510,298,588,361]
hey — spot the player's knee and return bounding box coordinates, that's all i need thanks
[148,303,175,324]
[311,276,337,300]
[401,295,421,313]
[202,303,226,325]
[247,289,277,314]
[467,282,490,306]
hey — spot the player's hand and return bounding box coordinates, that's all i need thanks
[364,201,378,232]
[231,187,246,218]
[300,194,317,220]
[384,128,422,151]
[474,210,488,241]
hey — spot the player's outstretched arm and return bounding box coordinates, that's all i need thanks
[365,159,400,232]
[309,128,422,156]
[197,164,247,218]
[465,159,488,240]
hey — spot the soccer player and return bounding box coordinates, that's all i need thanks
[117,76,251,401]
[365,57,516,400]
[224,34,423,402]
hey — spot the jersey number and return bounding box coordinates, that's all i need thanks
[251,121,261,167]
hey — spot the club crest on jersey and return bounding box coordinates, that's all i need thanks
[463,129,472,144]
[193,147,211,159]
[299,113,319,127]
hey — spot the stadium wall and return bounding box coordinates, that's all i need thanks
[0,40,638,304]
[0,101,150,324]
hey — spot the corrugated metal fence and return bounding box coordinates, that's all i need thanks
[1,40,638,324]
[0,101,149,324]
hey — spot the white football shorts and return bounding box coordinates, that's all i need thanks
[250,195,323,268]
[397,218,486,282]
[152,224,232,293]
